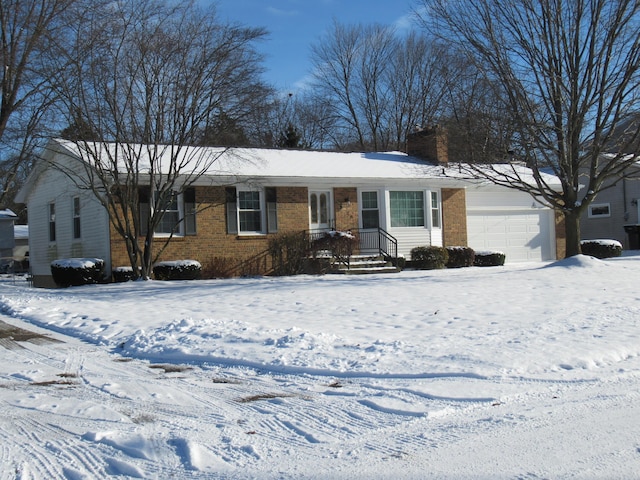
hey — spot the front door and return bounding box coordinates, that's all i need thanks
[309,190,331,230]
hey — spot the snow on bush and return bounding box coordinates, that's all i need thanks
[446,246,475,268]
[474,250,506,267]
[152,260,202,281]
[51,258,105,287]
[580,239,623,259]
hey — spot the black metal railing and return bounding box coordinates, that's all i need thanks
[307,227,398,269]
[216,227,398,277]
[356,227,398,266]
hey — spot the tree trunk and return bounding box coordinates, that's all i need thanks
[563,209,582,258]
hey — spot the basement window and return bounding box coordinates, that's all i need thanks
[588,203,610,218]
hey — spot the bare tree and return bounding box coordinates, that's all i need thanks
[50,0,269,279]
[310,21,452,151]
[0,0,76,206]
[419,0,640,257]
[386,33,451,150]
[310,21,373,150]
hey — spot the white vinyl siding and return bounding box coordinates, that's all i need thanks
[24,156,111,278]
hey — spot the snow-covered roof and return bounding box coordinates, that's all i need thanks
[15,138,561,202]
[0,209,17,220]
[13,225,28,239]
[54,139,454,182]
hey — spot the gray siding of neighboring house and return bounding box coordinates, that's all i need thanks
[580,174,640,249]
[0,220,15,260]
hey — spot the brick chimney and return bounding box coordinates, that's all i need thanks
[406,125,448,165]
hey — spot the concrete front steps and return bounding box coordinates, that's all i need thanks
[329,255,400,275]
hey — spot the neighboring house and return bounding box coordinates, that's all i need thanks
[0,209,17,272]
[15,129,563,287]
[13,225,29,272]
[579,161,640,249]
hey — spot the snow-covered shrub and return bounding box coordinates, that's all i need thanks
[310,230,356,259]
[446,246,475,268]
[112,266,140,282]
[474,251,506,267]
[410,246,448,270]
[51,258,105,287]
[580,239,623,259]
[153,260,202,280]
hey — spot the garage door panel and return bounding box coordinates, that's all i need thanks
[467,210,552,262]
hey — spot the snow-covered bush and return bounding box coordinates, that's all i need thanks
[112,266,140,282]
[410,246,448,270]
[580,239,623,259]
[446,246,475,268]
[474,251,506,267]
[153,260,202,280]
[51,258,105,287]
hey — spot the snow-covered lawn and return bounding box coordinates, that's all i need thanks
[1,254,640,478]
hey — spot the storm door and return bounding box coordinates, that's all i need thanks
[309,190,331,230]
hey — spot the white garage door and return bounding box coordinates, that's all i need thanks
[467,210,554,263]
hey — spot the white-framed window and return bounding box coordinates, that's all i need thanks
[226,186,277,235]
[588,203,611,218]
[430,191,441,228]
[48,203,56,242]
[72,196,81,239]
[238,190,262,233]
[389,191,425,227]
[155,191,181,235]
[139,187,197,236]
[361,191,380,229]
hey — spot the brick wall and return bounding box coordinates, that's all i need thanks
[333,187,358,230]
[441,188,467,246]
[555,209,566,259]
[110,185,310,277]
[406,127,449,165]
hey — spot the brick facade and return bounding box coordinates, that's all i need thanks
[406,127,449,165]
[110,185,310,276]
[555,209,566,259]
[441,188,468,246]
[109,185,471,278]
[333,187,358,230]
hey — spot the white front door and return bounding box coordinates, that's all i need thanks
[309,190,331,230]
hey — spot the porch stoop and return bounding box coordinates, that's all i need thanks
[329,255,400,275]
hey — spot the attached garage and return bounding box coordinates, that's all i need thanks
[466,188,556,263]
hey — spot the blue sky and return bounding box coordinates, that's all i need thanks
[212,0,419,92]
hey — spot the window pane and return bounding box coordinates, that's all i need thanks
[48,203,56,242]
[361,191,378,209]
[310,193,318,223]
[239,211,261,231]
[390,191,424,227]
[157,211,179,233]
[239,191,260,209]
[73,197,81,239]
[319,193,328,223]
[362,210,379,229]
